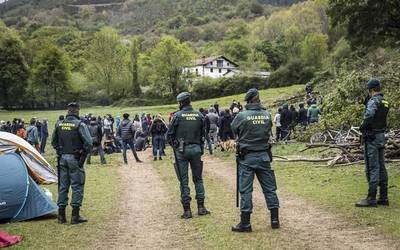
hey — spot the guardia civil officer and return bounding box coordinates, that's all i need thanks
[167,92,210,219]
[52,103,93,224]
[231,88,280,232]
[356,79,389,207]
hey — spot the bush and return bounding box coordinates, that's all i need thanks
[269,59,314,86]
[191,75,271,101]
[319,50,400,129]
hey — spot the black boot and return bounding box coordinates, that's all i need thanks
[71,207,88,224]
[355,190,377,207]
[181,205,193,219]
[159,156,162,160]
[378,186,389,206]
[153,157,157,161]
[270,208,280,229]
[232,212,252,232]
[58,207,67,224]
[197,201,211,216]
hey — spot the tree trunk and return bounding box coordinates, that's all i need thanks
[131,63,141,96]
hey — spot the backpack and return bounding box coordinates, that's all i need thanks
[89,125,99,145]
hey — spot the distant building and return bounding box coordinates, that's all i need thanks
[183,56,239,78]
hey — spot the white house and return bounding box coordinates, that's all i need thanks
[184,56,239,78]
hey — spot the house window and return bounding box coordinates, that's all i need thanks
[196,68,199,75]
[210,68,214,73]
[219,69,222,73]
[210,61,213,66]
[227,62,230,66]
[217,60,223,68]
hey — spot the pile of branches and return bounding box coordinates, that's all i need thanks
[276,133,400,167]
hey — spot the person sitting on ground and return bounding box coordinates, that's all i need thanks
[27,118,40,150]
[308,104,322,124]
[134,130,147,151]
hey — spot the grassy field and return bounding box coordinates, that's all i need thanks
[156,151,296,250]
[273,143,400,238]
[0,154,120,250]
[215,143,400,239]
[3,84,400,248]
[0,85,303,249]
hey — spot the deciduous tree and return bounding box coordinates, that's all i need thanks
[32,43,71,109]
[148,36,193,98]
[0,23,29,109]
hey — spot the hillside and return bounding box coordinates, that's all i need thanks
[0,0,304,34]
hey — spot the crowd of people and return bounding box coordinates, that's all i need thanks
[273,101,321,141]
[0,87,322,162]
[0,118,49,153]
[0,112,171,164]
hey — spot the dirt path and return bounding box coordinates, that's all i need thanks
[95,151,196,250]
[203,155,400,250]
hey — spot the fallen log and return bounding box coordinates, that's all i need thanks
[275,157,334,163]
[314,159,400,167]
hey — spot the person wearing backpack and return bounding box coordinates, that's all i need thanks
[27,118,40,151]
[150,115,168,161]
[87,117,106,165]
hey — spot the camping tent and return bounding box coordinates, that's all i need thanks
[0,153,58,221]
[0,132,57,184]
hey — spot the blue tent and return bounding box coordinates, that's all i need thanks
[0,153,57,222]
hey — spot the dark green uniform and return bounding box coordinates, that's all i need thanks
[52,115,92,208]
[231,103,279,213]
[167,105,206,206]
[362,93,389,201]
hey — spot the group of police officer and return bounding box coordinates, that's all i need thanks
[52,78,389,231]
